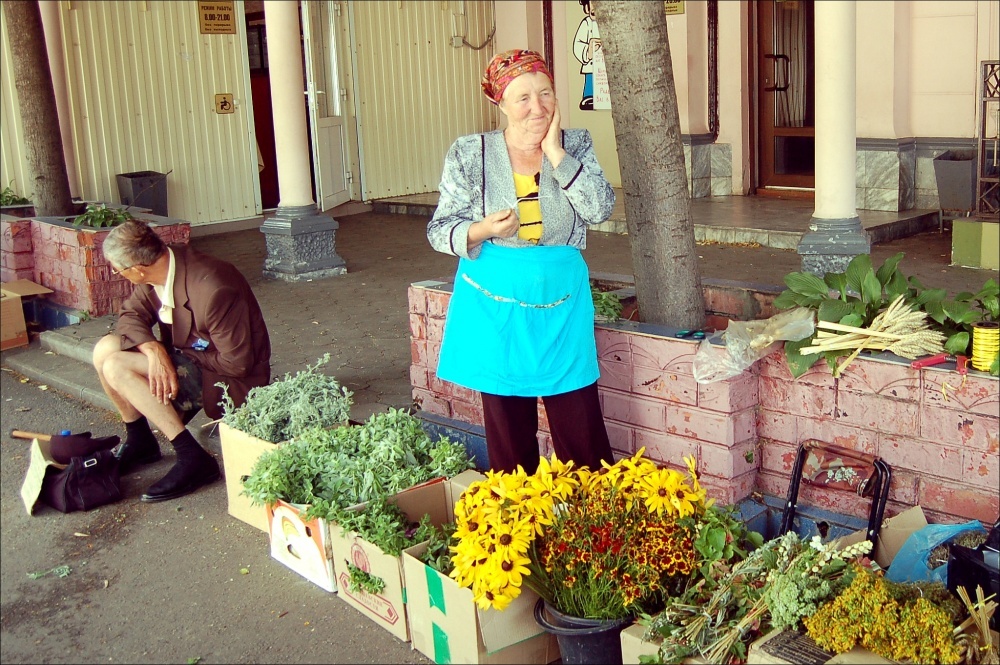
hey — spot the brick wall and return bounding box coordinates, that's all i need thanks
[1,217,35,282]
[409,281,1000,525]
[21,218,190,317]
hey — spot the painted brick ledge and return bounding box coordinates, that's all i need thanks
[408,281,999,524]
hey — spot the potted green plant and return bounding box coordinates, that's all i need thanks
[72,203,133,228]
[0,181,33,217]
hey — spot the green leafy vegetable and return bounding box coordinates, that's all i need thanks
[592,286,624,320]
[218,354,353,442]
[241,407,473,521]
[345,562,385,595]
[73,203,133,228]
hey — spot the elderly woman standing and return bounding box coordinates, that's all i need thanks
[427,49,615,474]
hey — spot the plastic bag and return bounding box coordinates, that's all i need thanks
[885,520,986,584]
[693,307,815,384]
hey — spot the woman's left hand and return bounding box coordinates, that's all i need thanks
[542,101,566,168]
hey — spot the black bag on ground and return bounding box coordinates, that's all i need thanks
[39,449,123,513]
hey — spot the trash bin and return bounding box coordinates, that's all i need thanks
[932,150,976,212]
[116,171,168,217]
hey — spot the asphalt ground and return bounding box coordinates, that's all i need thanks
[1,210,996,664]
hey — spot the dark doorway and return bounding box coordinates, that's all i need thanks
[753,0,815,193]
[246,11,280,210]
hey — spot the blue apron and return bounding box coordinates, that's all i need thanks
[437,243,598,397]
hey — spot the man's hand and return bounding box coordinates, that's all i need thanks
[137,341,178,406]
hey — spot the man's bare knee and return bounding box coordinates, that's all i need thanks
[93,334,122,371]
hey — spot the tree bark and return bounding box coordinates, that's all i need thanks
[3,0,74,216]
[593,0,704,328]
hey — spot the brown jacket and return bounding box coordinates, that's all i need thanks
[115,245,271,419]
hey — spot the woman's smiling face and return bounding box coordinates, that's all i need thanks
[499,71,556,141]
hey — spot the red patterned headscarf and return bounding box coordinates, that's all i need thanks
[481,49,554,106]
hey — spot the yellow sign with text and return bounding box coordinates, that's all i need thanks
[664,1,685,16]
[199,1,236,35]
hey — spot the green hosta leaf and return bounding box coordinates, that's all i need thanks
[784,338,819,378]
[945,332,970,356]
[860,270,883,308]
[981,295,999,321]
[773,290,807,310]
[991,354,999,376]
[784,272,831,298]
[923,299,948,325]
[942,301,981,325]
[875,252,905,287]
[824,273,849,299]
[841,313,865,327]
[845,254,873,295]
[885,271,909,301]
[817,299,856,323]
[975,278,999,300]
[907,275,927,291]
[916,288,947,306]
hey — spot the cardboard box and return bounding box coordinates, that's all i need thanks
[266,498,337,592]
[401,470,557,664]
[1,279,52,351]
[620,623,661,665]
[331,470,483,643]
[620,622,708,665]
[218,421,280,532]
[747,628,896,664]
[833,505,928,569]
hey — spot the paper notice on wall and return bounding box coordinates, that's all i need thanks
[592,47,612,110]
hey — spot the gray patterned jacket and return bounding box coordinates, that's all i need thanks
[427,128,615,259]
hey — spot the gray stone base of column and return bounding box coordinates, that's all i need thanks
[260,204,347,281]
[797,215,871,275]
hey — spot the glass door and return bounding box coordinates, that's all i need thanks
[757,0,815,191]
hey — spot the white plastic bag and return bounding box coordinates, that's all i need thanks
[692,308,815,384]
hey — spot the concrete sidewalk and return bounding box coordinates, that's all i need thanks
[3,208,996,433]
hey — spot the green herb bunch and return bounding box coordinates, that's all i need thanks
[645,531,873,664]
[0,182,30,206]
[345,563,386,595]
[217,354,353,442]
[420,522,457,575]
[591,286,624,321]
[241,407,472,521]
[335,498,435,557]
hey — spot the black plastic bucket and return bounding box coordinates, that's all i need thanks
[533,598,633,665]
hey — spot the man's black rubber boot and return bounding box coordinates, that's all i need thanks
[112,416,162,473]
[140,430,220,503]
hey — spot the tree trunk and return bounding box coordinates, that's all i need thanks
[593,0,704,329]
[3,0,74,216]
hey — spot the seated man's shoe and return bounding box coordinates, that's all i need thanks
[140,456,220,503]
[112,438,162,473]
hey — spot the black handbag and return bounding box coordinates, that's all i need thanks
[39,449,123,513]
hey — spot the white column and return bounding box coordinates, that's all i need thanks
[263,0,314,208]
[259,1,345,280]
[38,0,79,198]
[797,0,869,275]
[813,1,856,220]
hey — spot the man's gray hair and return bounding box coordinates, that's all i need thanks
[102,220,167,269]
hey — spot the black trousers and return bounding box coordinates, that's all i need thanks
[481,381,613,474]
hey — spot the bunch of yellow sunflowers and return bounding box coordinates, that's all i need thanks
[449,448,711,619]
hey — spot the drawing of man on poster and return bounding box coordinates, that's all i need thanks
[572,0,600,110]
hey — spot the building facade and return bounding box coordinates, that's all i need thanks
[2,1,998,226]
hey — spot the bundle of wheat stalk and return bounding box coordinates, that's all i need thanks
[801,295,946,376]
